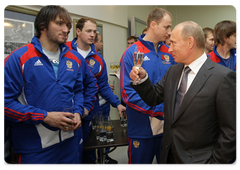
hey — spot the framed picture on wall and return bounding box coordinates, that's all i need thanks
[4,18,34,57]
[4,5,37,58]
[73,18,78,38]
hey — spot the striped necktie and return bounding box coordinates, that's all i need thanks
[174,66,191,119]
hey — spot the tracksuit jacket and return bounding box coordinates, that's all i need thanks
[207,46,236,72]
[66,38,120,120]
[120,34,176,138]
[4,36,84,153]
[72,47,98,113]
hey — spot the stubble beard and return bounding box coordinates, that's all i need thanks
[47,30,66,45]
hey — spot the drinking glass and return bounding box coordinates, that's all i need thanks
[106,125,114,142]
[96,121,100,140]
[92,114,98,130]
[99,119,107,142]
[63,106,73,131]
[131,46,145,85]
[110,62,116,73]
[133,46,144,69]
[96,113,103,140]
[106,116,114,142]
[120,113,127,127]
[115,62,120,73]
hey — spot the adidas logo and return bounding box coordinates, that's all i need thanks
[143,56,150,61]
[34,59,43,66]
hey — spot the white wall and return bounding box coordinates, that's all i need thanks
[127,5,159,23]
[165,5,236,29]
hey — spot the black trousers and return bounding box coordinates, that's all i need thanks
[167,149,176,164]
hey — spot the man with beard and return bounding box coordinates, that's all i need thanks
[5,5,85,163]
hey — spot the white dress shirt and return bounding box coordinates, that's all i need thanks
[179,53,207,93]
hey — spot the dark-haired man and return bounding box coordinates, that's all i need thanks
[5,5,85,163]
[208,20,236,72]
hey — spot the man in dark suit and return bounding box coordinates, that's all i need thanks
[129,21,236,164]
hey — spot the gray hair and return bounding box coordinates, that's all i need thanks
[179,21,205,50]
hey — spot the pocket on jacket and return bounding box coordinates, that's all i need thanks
[191,149,213,163]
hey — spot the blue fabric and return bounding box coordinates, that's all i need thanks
[208,46,236,72]
[67,38,120,120]
[128,136,163,164]
[81,119,96,163]
[4,36,84,154]
[120,34,176,138]
[17,137,79,164]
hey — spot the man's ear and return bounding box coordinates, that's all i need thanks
[76,28,81,36]
[150,21,157,30]
[188,36,195,49]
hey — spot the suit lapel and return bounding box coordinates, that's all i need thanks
[173,58,214,123]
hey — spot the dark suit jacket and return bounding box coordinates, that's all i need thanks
[132,58,236,163]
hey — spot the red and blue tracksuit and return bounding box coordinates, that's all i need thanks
[67,38,121,117]
[120,34,176,163]
[66,38,121,163]
[207,46,236,72]
[4,36,85,163]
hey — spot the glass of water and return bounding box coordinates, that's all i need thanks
[106,117,114,142]
[99,121,106,142]
[120,113,127,127]
[63,106,74,131]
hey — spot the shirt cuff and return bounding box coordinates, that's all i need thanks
[132,73,148,85]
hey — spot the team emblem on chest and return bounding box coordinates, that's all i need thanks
[66,60,73,71]
[90,59,95,66]
[161,54,171,64]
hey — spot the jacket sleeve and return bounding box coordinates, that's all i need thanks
[96,56,120,108]
[120,48,164,117]
[4,52,47,124]
[131,76,165,107]
[73,62,84,117]
[79,56,98,111]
